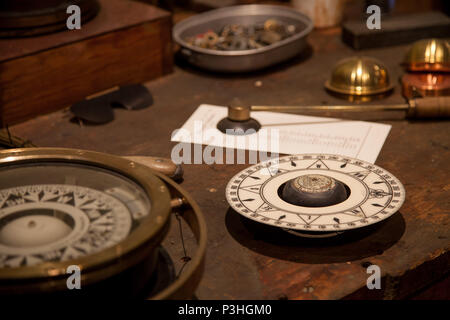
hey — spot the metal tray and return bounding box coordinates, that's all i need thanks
[173,5,313,73]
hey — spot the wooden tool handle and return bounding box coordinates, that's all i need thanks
[408,97,450,119]
[123,156,183,181]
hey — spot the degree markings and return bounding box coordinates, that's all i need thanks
[227,154,405,232]
[0,184,138,267]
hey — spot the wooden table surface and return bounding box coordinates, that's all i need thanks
[10,28,449,299]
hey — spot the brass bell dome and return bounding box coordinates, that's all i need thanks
[325,56,393,98]
[403,38,450,72]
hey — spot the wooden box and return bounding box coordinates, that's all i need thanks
[0,0,173,126]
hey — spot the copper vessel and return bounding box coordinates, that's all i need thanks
[401,72,450,99]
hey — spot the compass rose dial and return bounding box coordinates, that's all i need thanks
[0,148,177,297]
[0,184,140,267]
[0,160,154,268]
[226,154,405,232]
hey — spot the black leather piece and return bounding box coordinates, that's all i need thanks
[110,84,153,110]
[70,97,114,124]
[70,84,153,124]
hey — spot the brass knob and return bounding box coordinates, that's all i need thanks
[228,105,251,121]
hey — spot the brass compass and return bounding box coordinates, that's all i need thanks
[0,148,206,299]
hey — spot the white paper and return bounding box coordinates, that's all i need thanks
[171,104,391,164]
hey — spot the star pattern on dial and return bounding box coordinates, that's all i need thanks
[226,154,405,232]
[0,184,136,267]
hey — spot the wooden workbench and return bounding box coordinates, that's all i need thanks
[10,27,449,299]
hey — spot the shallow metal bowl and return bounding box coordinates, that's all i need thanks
[173,5,313,73]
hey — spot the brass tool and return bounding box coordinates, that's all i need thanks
[124,156,183,181]
[217,96,450,133]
